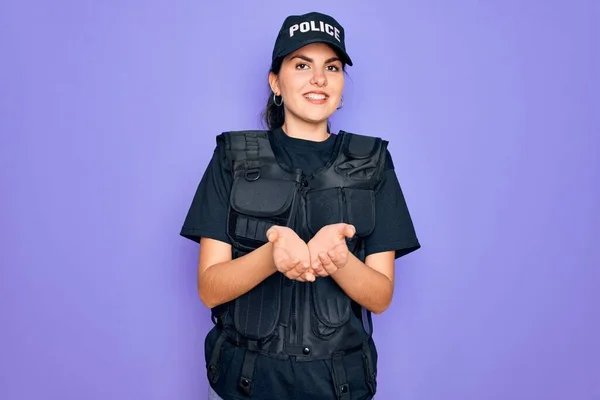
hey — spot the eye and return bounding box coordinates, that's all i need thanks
[326,65,341,72]
[296,63,310,70]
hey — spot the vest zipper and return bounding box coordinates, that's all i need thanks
[290,281,297,344]
[297,280,303,344]
[289,172,304,346]
[341,187,347,222]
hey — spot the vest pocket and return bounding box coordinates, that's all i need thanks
[234,272,283,340]
[306,187,375,339]
[229,176,297,250]
[344,188,375,237]
[306,188,343,235]
[306,187,375,238]
[228,176,297,340]
[311,277,351,338]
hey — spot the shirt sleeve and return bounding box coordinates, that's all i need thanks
[180,143,233,244]
[363,149,421,259]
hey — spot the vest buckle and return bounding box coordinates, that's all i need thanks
[244,168,261,181]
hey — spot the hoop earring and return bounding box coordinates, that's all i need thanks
[337,96,344,110]
[273,93,283,107]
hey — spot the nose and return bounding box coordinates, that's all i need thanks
[310,69,327,87]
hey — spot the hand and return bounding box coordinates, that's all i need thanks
[266,226,315,282]
[307,223,356,277]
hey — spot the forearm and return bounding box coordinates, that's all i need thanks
[331,252,393,314]
[199,243,277,308]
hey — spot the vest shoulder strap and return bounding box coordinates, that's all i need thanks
[339,130,386,159]
[335,131,388,182]
[218,130,275,178]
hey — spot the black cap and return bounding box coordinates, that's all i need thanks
[272,12,353,66]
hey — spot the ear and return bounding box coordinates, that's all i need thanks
[268,72,280,95]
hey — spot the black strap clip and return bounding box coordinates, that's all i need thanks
[207,331,228,384]
[237,340,259,396]
[332,353,351,400]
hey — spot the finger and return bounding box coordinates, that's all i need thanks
[289,260,309,278]
[295,261,316,281]
[319,252,337,275]
[290,265,314,282]
[303,271,316,282]
[311,258,323,273]
[328,244,348,268]
[312,258,328,277]
[285,261,303,279]
[315,269,329,278]
[293,273,308,282]
[327,250,342,267]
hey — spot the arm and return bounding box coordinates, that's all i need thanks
[330,250,395,314]
[198,226,313,308]
[327,151,420,314]
[180,144,282,308]
[197,238,277,308]
[307,224,395,314]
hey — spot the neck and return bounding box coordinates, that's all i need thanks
[281,113,330,142]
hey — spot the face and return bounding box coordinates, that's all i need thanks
[269,42,345,127]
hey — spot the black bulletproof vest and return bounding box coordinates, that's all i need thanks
[207,130,386,398]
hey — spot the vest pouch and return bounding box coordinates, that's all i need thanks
[228,175,297,340]
[344,188,375,237]
[234,272,283,340]
[228,176,297,251]
[306,188,343,235]
[306,187,375,238]
[306,187,376,338]
[311,276,351,338]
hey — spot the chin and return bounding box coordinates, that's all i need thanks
[302,110,335,124]
[287,105,335,125]
[301,115,330,125]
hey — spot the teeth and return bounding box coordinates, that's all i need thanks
[305,93,327,100]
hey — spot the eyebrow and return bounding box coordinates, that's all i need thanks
[290,55,341,64]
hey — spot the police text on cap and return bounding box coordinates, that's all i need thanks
[289,21,341,42]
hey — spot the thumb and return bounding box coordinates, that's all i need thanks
[266,226,280,243]
[341,224,356,238]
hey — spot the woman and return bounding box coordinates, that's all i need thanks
[181,11,420,400]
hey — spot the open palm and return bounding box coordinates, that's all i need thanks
[307,223,356,277]
[266,226,315,281]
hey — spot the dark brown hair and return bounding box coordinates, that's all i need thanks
[261,57,286,130]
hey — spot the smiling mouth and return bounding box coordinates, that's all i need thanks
[304,93,328,101]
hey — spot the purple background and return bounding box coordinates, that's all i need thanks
[1,1,599,399]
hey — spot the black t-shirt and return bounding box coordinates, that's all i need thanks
[181,127,421,259]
